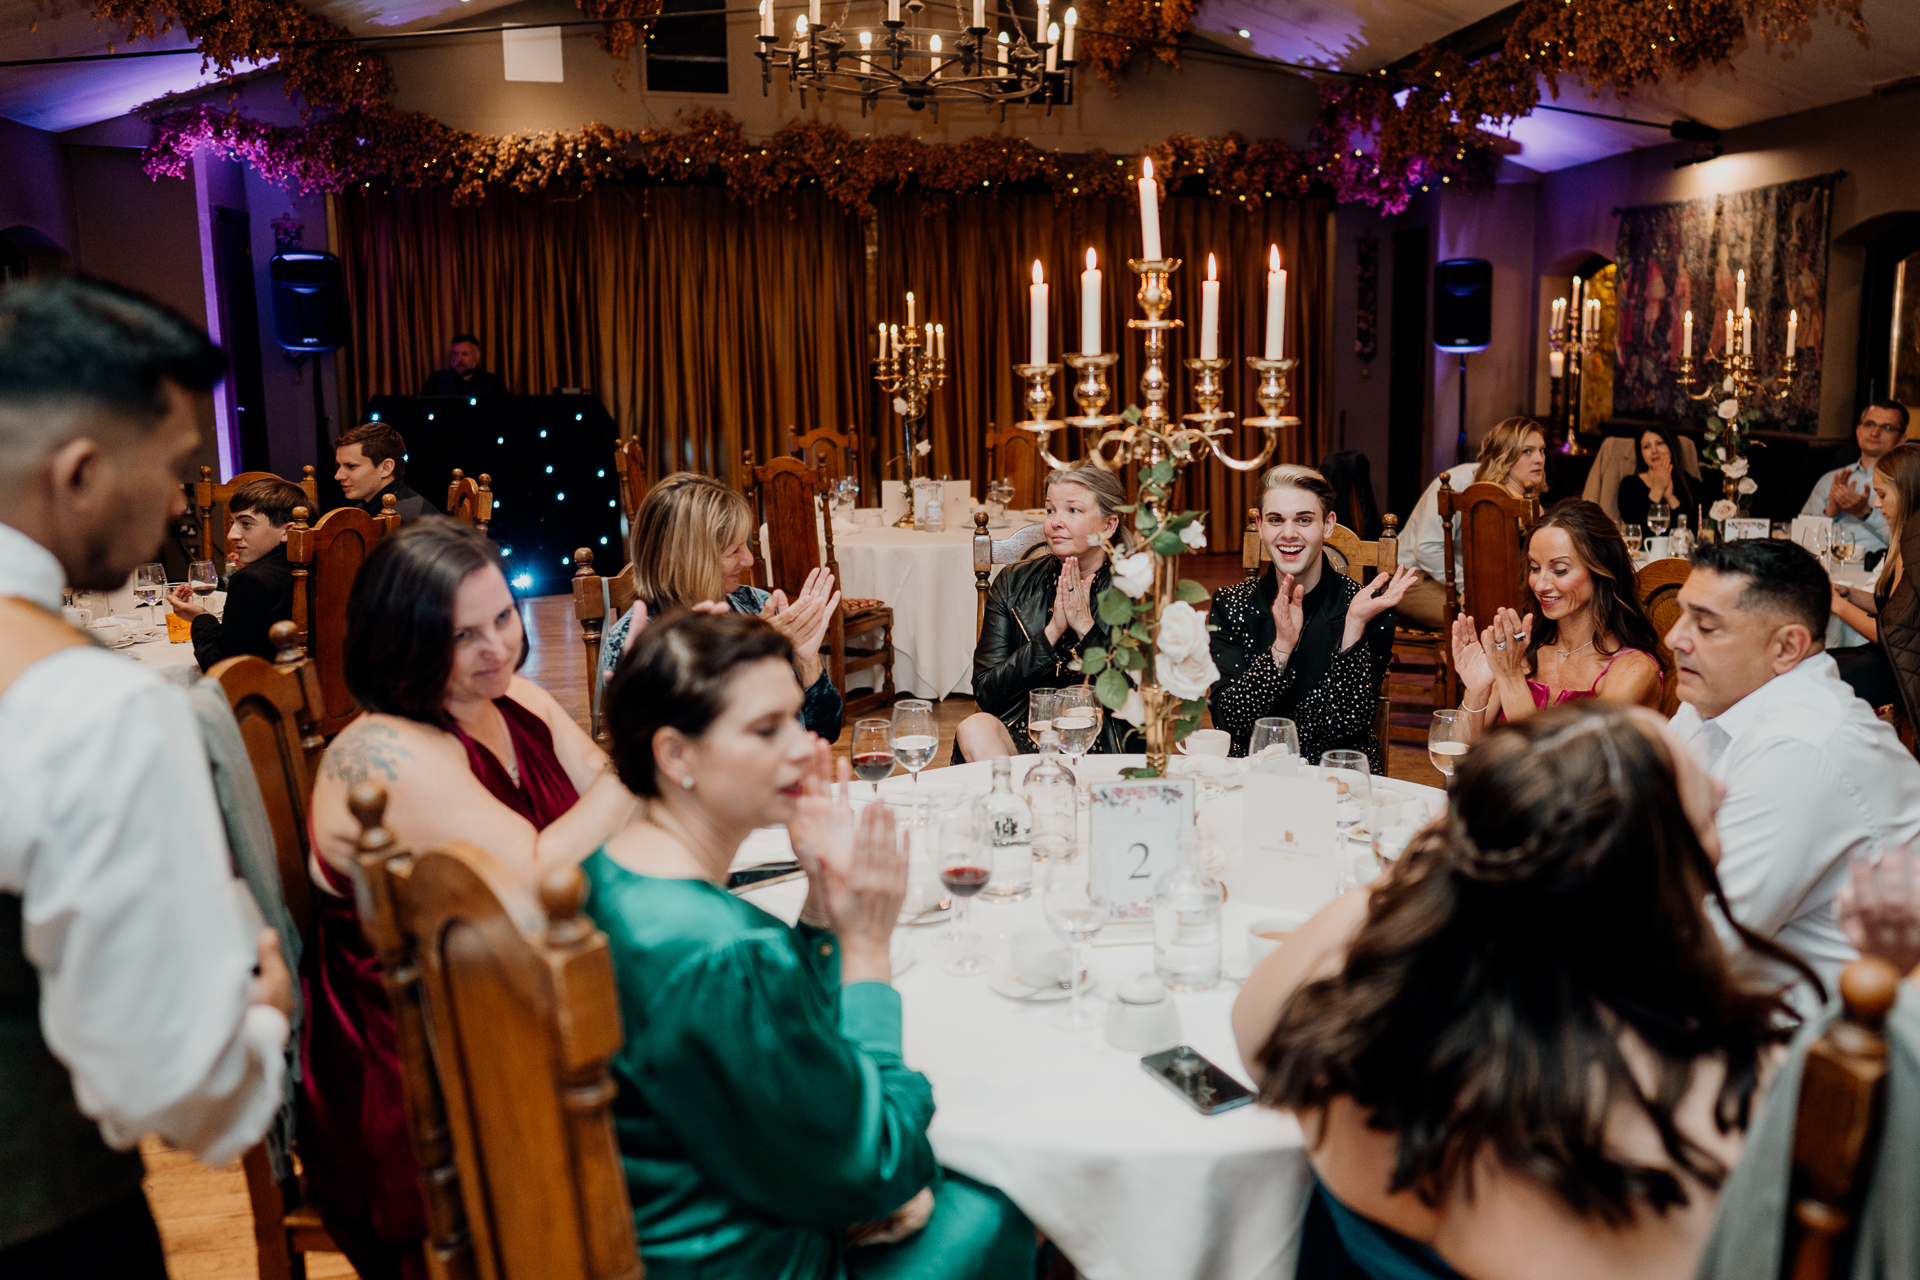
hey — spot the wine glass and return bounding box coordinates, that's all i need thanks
[1835,535,1860,567]
[1623,524,1644,556]
[890,700,938,787]
[1647,502,1671,538]
[1321,749,1372,843]
[188,559,219,598]
[1249,716,1299,769]
[1805,522,1832,567]
[1042,852,1110,1031]
[851,718,894,798]
[936,813,993,976]
[132,562,166,636]
[1428,710,1466,783]
[1053,686,1101,768]
[1026,689,1058,745]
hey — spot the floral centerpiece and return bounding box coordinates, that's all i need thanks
[1705,391,1762,529]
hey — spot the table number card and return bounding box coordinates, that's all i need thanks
[1724,517,1772,543]
[1089,779,1192,940]
[1236,772,1339,911]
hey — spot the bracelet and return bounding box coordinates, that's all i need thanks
[1460,699,1490,714]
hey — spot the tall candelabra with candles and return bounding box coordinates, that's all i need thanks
[1546,284,1601,455]
[1012,158,1296,774]
[872,291,947,526]
[1674,268,1798,522]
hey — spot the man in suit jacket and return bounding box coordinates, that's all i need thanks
[416,332,508,399]
[333,421,435,522]
[168,476,302,670]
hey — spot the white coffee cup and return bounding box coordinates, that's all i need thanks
[62,606,92,629]
[1646,535,1672,559]
[1009,928,1070,988]
[86,619,128,645]
[1104,973,1183,1053]
[1247,911,1309,967]
[1181,728,1231,758]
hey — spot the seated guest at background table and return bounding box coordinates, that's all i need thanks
[416,332,508,399]
[1668,537,1920,1012]
[590,610,1035,1279]
[1616,424,1696,529]
[1397,416,1549,629]
[1829,441,1920,711]
[334,421,436,522]
[1449,499,1664,740]
[1233,703,1812,1280]
[167,475,302,671]
[599,471,843,741]
[0,278,292,1276]
[304,519,637,1279]
[1801,399,1906,557]
[959,463,1142,761]
[1209,464,1415,771]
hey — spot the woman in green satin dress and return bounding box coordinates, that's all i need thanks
[584,608,1035,1280]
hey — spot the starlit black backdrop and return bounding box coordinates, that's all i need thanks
[363,394,625,596]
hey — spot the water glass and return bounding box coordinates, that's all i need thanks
[1321,748,1372,839]
[1623,524,1644,556]
[851,718,894,797]
[132,562,167,636]
[1042,853,1110,1031]
[1052,686,1101,765]
[1428,709,1466,782]
[1027,689,1058,743]
[890,700,938,785]
[1249,716,1299,766]
[1647,502,1671,537]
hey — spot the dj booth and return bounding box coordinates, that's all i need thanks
[364,394,626,597]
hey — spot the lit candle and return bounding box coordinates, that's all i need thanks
[1062,7,1076,60]
[1200,253,1220,360]
[890,323,900,354]
[1046,22,1058,70]
[1725,309,1734,353]
[906,291,915,329]
[997,30,1009,63]
[935,323,946,359]
[887,0,899,20]
[795,12,808,53]
[760,0,773,36]
[925,324,934,353]
[859,29,872,67]
[1742,307,1753,356]
[929,33,942,71]
[1683,308,1693,358]
[1138,157,1162,261]
[1549,351,1565,378]
[973,0,984,25]
[1551,296,1565,334]
[1264,244,1285,359]
[1736,268,1746,317]
[1788,308,1799,352]
[1029,260,1048,366]
[1036,0,1049,46]
[878,322,889,359]
[1079,247,1101,355]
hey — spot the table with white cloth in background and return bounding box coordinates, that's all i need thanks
[733,754,1447,1280]
[68,583,205,681]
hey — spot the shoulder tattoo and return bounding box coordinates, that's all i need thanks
[320,721,414,787]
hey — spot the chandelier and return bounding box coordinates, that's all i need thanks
[756,0,1078,116]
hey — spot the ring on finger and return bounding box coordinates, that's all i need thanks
[1494,640,1508,651]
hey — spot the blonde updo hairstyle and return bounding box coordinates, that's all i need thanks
[1477,417,1548,496]
[1258,463,1338,517]
[627,471,755,610]
[1043,464,1139,554]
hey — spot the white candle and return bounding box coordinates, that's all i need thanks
[1549,351,1565,378]
[1029,260,1048,366]
[929,33,941,73]
[1036,0,1049,46]
[1683,309,1693,358]
[997,30,1009,63]
[1725,309,1734,353]
[925,323,933,352]
[1138,157,1162,261]
[760,0,773,36]
[1079,247,1101,355]
[1742,308,1753,355]
[809,0,820,26]
[972,0,984,25]
[1551,296,1565,333]
[936,323,946,359]
[887,0,899,21]
[1200,253,1220,360]
[905,292,915,329]
[1046,22,1058,70]
[1736,268,1746,317]
[1788,308,1799,352]
[795,12,808,53]
[1263,244,1285,359]
[1062,8,1076,60]
[877,322,889,359]
[858,28,872,67]
[890,323,900,354]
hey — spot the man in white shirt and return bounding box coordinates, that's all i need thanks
[1798,400,1906,555]
[0,279,292,1275]
[1665,536,1920,1013]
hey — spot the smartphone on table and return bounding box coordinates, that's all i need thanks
[1140,1046,1255,1115]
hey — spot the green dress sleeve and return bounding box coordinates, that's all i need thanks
[620,918,938,1228]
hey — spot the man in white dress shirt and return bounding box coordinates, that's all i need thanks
[1798,400,1906,556]
[1666,537,1920,1013]
[0,279,292,1276]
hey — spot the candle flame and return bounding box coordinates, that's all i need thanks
[1065,6,1076,22]
[794,13,806,32]
[906,290,914,304]
[997,29,1008,41]
[930,32,941,50]
[936,323,944,335]
[1032,260,1044,285]
[1207,253,1217,281]
[1737,268,1745,283]
[1084,247,1097,271]
[1790,308,1797,322]
[1046,21,1057,39]
[1684,309,1692,322]
[859,28,871,44]
[1141,156,1154,182]
[1268,244,1280,272]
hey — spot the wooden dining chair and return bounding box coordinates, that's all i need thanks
[746,451,896,718]
[614,437,650,521]
[971,511,1049,634]
[985,423,1044,510]
[571,546,639,743]
[447,470,494,535]
[1780,956,1900,1280]
[197,466,319,565]
[1634,557,1691,717]
[1438,477,1539,630]
[287,499,400,738]
[1321,522,1400,751]
[207,621,344,1279]
[349,784,642,1280]
[790,425,860,484]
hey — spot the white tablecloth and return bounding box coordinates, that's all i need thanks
[1829,562,1876,649]
[735,754,1446,1280]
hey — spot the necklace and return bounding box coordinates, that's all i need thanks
[1555,639,1595,660]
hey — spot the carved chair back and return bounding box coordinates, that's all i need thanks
[287,500,399,738]
[196,466,319,565]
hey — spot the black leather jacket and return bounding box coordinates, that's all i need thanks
[972,555,1140,755]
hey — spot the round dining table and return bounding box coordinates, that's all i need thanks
[734,753,1447,1280]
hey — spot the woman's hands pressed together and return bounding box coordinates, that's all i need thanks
[1045,557,1097,645]
[763,567,841,688]
[1482,608,1534,681]
[788,740,907,985]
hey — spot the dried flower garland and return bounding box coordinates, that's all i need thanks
[93,0,389,112]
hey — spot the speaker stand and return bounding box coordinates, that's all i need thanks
[1455,353,1469,465]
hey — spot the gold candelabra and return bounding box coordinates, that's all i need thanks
[1548,292,1599,456]
[1676,346,1797,405]
[873,314,947,526]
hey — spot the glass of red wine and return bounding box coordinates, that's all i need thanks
[850,718,895,798]
[936,813,993,976]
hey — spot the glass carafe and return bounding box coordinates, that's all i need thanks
[974,757,1034,902]
[1024,729,1078,846]
[1152,831,1222,992]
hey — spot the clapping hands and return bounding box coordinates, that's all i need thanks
[763,568,840,688]
[1349,566,1419,626]
[787,740,907,981]
[1270,573,1307,659]
[1838,846,1920,977]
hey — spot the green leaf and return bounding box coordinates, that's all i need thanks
[1120,404,1143,424]
[1134,509,1157,535]
[1120,765,1163,779]
[1128,621,1152,643]
[1098,589,1135,626]
[1113,645,1144,670]
[1182,698,1208,716]
[1151,530,1185,557]
[1175,579,1209,604]
[1149,459,1175,486]
[1095,667,1131,708]
[1080,646,1108,675]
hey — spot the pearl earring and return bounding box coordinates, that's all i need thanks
[680,775,695,790]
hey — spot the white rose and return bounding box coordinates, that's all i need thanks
[1710,499,1738,521]
[1717,398,1739,420]
[1112,551,1154,599]
[1155,600,1207,662]
[914,439,932,456]
[1722,456,1749,479]
[1179,520,1208,551]
[1723,376,1736,393]
[1156,645,1220,701]
[1737,477,1758,495]
[1116,685,1146,726]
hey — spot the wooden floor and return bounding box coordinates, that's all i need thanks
[145,562,1442,1277]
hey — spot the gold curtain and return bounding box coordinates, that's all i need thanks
[334,183,1330,546]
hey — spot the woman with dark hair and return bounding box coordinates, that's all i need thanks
[1829,441,1920,712]
[1616,426,1694,528]
[586,610,1034,1278]
[1232,704,1814,1280]
[302,518,638,1279]
[1449,498,1664,740]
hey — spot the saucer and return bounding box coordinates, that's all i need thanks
[1169,755,1249,789]
[989,966,1094,1002]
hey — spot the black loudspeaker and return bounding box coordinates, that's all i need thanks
[1433,258,1492,353]
[269,252,347,352]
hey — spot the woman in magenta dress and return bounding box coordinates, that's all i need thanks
[1449,499,1666,743]
[301,520,638,1279]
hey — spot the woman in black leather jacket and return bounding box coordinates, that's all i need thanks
[957,465,1143,760]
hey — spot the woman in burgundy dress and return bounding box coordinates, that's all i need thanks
[301,520,638,1279]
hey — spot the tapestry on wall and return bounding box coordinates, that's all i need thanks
[1613,173,1840,434]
